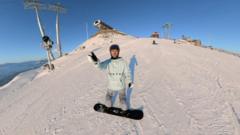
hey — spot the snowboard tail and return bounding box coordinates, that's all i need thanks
[94,103,143,120]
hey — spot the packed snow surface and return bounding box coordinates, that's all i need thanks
[0,34,240,135]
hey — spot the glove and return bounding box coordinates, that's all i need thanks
[88,52,98,62]
[128,83,134,88]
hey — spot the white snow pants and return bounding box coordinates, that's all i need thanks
[105,89,127,109]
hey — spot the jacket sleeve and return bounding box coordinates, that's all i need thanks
[124,61,132,84]
[96,59,110,70]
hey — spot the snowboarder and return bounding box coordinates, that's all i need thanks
[88,44,133,110]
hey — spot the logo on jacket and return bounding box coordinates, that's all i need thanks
[109,73,123,76]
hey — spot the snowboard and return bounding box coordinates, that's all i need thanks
[93,103,144,120]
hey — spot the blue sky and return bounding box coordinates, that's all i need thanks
[0,0,239,64]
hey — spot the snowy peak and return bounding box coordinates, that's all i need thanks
[75,31,136,52]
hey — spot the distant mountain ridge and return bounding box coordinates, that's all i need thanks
[0,59,47,86]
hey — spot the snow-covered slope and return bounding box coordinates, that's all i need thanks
[0,33,240,135]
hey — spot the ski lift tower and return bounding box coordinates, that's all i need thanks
[162,23,173,39]
[24,0,46,37]
[48,3,66,57]
[24,0,55,70]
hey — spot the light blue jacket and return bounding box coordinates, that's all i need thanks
[96,58,132,91]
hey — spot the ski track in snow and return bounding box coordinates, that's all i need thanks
[0,35,240,135]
